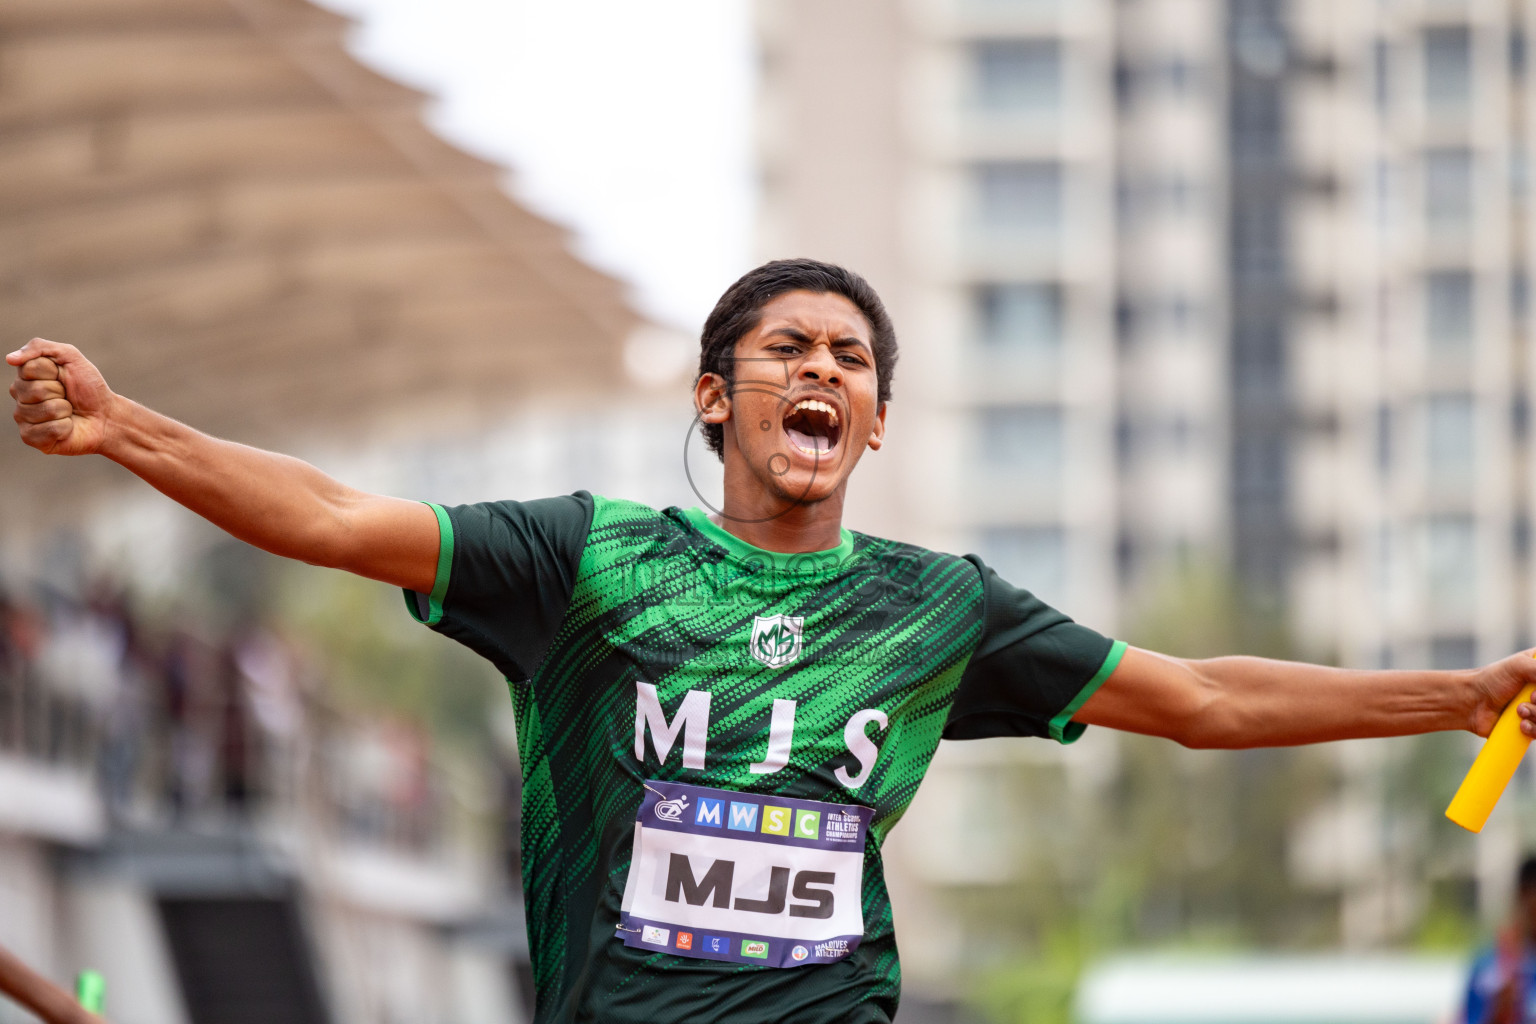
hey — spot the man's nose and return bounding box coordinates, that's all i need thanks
[798,344,841,386]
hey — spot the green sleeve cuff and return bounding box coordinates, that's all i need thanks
[1048,639,1127,744]
[403,501,454,626]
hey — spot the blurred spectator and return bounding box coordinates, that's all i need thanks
[0,590,45,756]
[161,631,214,817]
[0,578,460,860]
[98,594,151,819]
[1465,856,1536,1024]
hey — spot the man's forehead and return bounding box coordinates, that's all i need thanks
[756,291,871,340]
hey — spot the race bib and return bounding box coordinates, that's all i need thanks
[617,780,873,968]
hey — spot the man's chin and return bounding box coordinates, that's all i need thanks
[762,469,844,511]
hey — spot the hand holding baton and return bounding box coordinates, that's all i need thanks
[1446,678,1536,833]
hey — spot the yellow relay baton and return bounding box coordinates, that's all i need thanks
[1446,680,1536,833]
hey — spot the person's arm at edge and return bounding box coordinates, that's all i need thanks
[8,338,438,595]
[1072,644,1536,747]
[0,942,105,1024]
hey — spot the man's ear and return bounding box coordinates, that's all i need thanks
[695,372,731,424]
[866,401,888,452]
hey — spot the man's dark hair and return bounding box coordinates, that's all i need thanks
[695,258,898,460]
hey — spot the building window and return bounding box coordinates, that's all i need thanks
[1373,38,1392,115]
[1376,403,1394,476]
[1424,148,1474,234]
[1423,26,1472,113]
[1425,270,1474,350]
[977,404,1063,486]
[974,161,1062,241]
[1425,515,1476,615]
[974,283,1062,354]
[1374,523,1395,601]
[978,525,1067,604]
[971,39,1060,114]
[1374,159,1396,238]
[1430,635,1478,669]
[1425,393,1475,490]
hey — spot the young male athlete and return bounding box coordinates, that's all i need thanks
[11,258,1536,1024]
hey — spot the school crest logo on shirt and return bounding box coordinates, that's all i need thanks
[750,615,804,668]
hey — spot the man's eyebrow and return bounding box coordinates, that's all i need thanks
[764,326,872,352]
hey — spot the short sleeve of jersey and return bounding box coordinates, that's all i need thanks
[942,554,1126,744]
[402,491,594,682]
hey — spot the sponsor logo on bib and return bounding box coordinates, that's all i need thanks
[641,925,670,946]
[654,794,689,822]
[750,615,803,668]
[791,945,809,962]
[741,940,770,959]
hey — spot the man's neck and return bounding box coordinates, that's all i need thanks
[712,487,848,553]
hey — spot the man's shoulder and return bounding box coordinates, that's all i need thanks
[847,530,986,604]
[849,529,981,574]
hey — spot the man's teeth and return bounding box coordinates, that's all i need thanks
[794,399,839,424]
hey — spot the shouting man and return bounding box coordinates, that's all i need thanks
[11,258,1536,1024]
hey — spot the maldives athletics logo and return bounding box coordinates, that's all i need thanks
[750,614,804,669]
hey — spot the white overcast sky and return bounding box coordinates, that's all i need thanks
[315,0,756,331]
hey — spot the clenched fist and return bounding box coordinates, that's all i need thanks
[7,339,115,456]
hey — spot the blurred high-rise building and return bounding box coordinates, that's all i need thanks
[1288,1,1527,675]
[756,0,1238,637]
[754,0,1536,1000]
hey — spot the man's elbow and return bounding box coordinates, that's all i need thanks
[1162,663,1235,749]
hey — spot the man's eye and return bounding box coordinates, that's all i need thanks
[838,354,866,366]
[773,345,800,355]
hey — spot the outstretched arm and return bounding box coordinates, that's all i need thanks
[0,941,104,1024]
[8,338,438,594]
[1074,645,1536,747]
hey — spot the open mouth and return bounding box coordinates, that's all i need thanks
[782,398,842,456]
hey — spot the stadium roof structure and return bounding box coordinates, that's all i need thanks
[0,0,642,518]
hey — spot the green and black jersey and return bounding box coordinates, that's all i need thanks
[405,492,1124,1024]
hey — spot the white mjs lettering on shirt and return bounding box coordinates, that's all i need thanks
[633,682,889,788]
